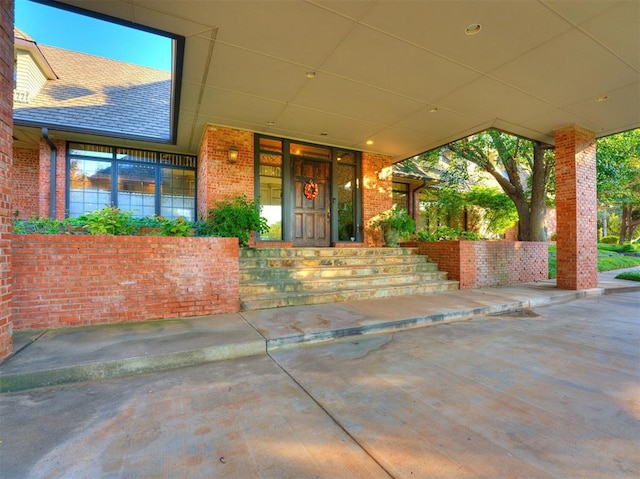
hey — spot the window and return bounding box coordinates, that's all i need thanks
[258,137,283,240]
[392,182,409,211]
[67,143,196,220]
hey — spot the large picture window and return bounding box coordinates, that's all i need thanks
[67,143,196,220]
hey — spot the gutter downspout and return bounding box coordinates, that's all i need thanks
[42,128,57,218]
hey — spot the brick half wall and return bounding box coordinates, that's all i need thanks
[405,241,548,289]
[12,235,240,329]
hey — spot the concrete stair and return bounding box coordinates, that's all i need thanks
[239,247,459,310]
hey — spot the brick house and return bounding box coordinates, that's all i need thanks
[2,0,638,360]
[12,27,406,247]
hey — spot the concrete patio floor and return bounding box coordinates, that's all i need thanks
[0,276,638,478]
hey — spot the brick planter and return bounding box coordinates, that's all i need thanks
[11,235,240,329]
[402,240,548,289]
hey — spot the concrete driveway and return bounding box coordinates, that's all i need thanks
[1,292,638,478]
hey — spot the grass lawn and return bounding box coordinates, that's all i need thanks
[548,243,640,279]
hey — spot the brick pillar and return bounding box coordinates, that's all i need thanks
[0,0,14,360]
[197,125,254,217]
[555,125,598,290]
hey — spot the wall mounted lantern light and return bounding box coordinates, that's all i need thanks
[228,144,239,163]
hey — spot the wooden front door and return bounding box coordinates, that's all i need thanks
[292,158,330,246]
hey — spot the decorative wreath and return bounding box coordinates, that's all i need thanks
[304,179,319,200]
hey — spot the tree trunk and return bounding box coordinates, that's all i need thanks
[620,204,629,244]
[530,143,549,241]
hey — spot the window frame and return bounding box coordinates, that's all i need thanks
[65,142,197,220]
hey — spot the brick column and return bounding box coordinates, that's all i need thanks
[0,0,14,360]
[555,125,598,290]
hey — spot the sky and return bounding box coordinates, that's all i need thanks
[15,0,172,72]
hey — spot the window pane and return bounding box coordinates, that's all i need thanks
[290,142,331,160]
[160,168,195,220]
[117,164,156,217]
[337,163,356,241]
[68,158,112,216]
[259,152,283,240]
[392,182,409,211]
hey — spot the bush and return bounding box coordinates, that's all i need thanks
[12,215,65,234]
[197,195,269,246]
[416,226,482,242]
[13,208,196,237]
[74,207,136,235]
[600,235,620,244]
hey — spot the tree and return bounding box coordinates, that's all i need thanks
[596,129,640,243]
[416,129,554,241]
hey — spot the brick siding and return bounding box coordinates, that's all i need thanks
[362,152,394,246]
[198,125,254,218]
[555,126,598,290]
[0,0,13,359]
[12,147,38,218]
[11,235,240,330]
[405,241,548,289]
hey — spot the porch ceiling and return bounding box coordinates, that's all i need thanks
[53,0,639,160]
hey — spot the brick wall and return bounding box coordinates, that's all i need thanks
[362,152,394,246]
[555,126,597,290]
[13,147,38,218]
[0,0,14,360]
[12,235,240,329]
[198,125,254,217]
[405,241,548,289]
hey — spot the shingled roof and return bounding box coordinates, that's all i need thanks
[13,40,171,142]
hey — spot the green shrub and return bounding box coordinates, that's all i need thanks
[600,235,620,244]
[198,195,269,246]
[12,215,65,234]
[615,270,640,281]
[159,216,192,237]
[75,207,136,235]
[416,226,482,242]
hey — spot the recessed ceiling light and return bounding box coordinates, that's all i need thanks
[267,120,275,125]
[305,71,317,79]
[428,107,438,113]
[366,140,374,145]
[465,23,482,35]
[595,95,609,102]
[320,131,328,136]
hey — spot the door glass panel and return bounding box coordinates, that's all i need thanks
[290,143,331,160]
[117,163,156,217]
[68,158,112,216]
[337,163,356,241]
[260,153,283,240]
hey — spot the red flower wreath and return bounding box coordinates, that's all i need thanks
[304,179,319,200]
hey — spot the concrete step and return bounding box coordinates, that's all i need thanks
[240,280,460,311]
[240,246,418,259]
[240,271,450,295]
[239,262,439,282]
[238,247,458,311]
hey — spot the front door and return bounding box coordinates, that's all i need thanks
[292,157,330,246]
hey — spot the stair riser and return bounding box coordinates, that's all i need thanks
[240,272,449,295]
[240,263,439,281]
[240,247,418,259]
[240,281,459,310]
[240,256,432,269]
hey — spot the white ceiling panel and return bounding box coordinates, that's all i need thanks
[491,28,638,106]
[320,24,480,103]
[361,0,572,73]
[206,44,310,102]
[437,77,557,131]
[291,74,425,125]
